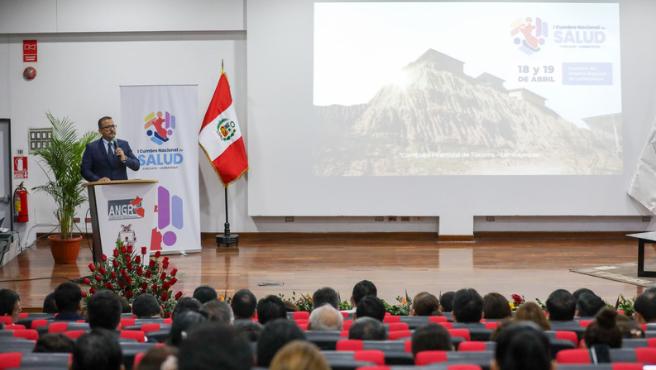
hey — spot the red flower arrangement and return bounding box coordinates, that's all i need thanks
[82,240,182,316]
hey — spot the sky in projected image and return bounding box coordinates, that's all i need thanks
[313,2,622,176]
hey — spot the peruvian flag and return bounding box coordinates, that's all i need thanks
[199,71,248,185]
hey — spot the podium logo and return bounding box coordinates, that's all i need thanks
[108,197,144,220]
[153,186,183,248]
[144,111,176,145]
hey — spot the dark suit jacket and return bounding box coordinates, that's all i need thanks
[81,139,140,181]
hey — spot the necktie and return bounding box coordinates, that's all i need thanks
[107,141,114,162]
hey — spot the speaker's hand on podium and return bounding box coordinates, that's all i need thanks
[98,177,111,183]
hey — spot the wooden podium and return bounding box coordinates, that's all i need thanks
[86,180,158,263]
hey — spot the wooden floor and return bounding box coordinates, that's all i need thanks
[0,234,648,309]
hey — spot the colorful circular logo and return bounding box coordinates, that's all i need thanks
[144,111,176,145]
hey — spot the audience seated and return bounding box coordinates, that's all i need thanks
[231,289,257,320]
[546,289,576,322]
[257,318,306,367]
[348,317,387,340]
[312,287,340,309]
[179,323,252,370]
[308,303,343,331]
[453,288,483,323]
[411,292,440,316]
[87,290,122,330]
[576,292,606,318]
[201,300,234,324]
[172,297,202,319]
[351,280,377,307]
[483,292,512,320]
[234,319,263,342]
[514,302,551,330]
[270,340,330,370]
[355,295,386,321]
[34,333,75,353]
[493,321,553,370]
[54,282,84,321]
[42,292,58,314]
[583,308,622,349]
[440,291,455,313]
[411,323,452,357]
[169,311,207,347]
[132,293,162,318]
[616,314,645,338]
[257,295,288,325]
[0,288,21,321]
[136,346,178,370]
[573,288,596,302]
[193,285,218,304]
[633,287,656,324]
[119,296,131,313]
[72,329,123,370]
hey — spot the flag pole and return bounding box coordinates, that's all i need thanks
[217,185,239,248]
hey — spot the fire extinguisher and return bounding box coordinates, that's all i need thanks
[13,182,28,223]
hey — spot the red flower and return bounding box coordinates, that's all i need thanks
[113,249,119,258]
[125,276,132,285]
[111,272,117,279]
[88,263,96,272]
[104,282,113,289]
[152,284,158,292]
[160,272,166,281]
[120,246,127,255]
[162,282,170,290]
[82,277,91,285]
[94,274,102,282]
[169,277,177,285]
[141,282,148,291]
[127,245,133,254]
[118,280,125,288]
[81,291,87,298]
[511,294,524,305]
[89,287,95,294]
[135,256,141,264]
[149,260,156,268]
[145,271,152,278]
[125,290,133,299]
[101,254,108,262]
[170,268,178,276]
[161,292,168,301]
[136,267,143,276]
[154,251,161,258]
[175,291,183,300]
[112,260,119,268]
[126,262,132,270]
[141,246,147,255]
[99,267,106,275]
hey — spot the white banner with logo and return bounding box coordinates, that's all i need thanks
[120,85,201,253]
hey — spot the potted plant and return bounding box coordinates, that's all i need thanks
[34,113,98,264]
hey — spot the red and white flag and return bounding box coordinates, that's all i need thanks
[199,70,248,185]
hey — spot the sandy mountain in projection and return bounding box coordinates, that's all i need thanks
[314,49,622,175]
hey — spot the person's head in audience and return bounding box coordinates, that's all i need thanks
[355,295,385,321]
[87,290,122,330]
[308,304,343,331]
[584,308,622,348]
[34,333,75,353]
[633,288,656,323]
[201,300,234,324]
[483,292,512,320]
[270,340,331,370]
[172,297,202,319]
[351,280,377,306]
[168,310,207,347]
[132,294,162,318]
[348,317,387,340]
[411,323,452,357]
[231,289,257,320]
[514,302,550,330]
[136,346,178,370]
[573,288,596,301]
[453,288,483,323]
[0,288,21,321]
[53,282,83,319]
[616,314,645,338]
[72,329,123,370]
[193,285,218,304]
[179,323,252,370]
[492,321,553,370]
[546,289,576,321]
[576,292,606,318]
[234,319,264,342]
[43,292,58,314]
[119,296,131,313]
[412,292,440,316]
[257,295,288,325]
[257,318,306,367]
[439,291,455,313]
[312,287,340,309]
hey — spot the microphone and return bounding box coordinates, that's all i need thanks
[110,140,120,157]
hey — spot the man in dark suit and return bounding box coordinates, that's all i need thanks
[81,116,140,182]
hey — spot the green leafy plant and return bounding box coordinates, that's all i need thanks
[33,113,98,239]
[615,295,635,317]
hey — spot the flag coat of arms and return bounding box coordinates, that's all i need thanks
[199,71,248,185]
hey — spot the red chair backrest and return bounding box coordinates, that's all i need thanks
[343,320,353,330]
[428,316,448,323]
[555,331,578,346]
[4,324,25,330]
[556,349,591,364]
[387,322,409,331]
[383,316,401,323]
[635,348,656,363]
[458,341,487,352]
[388,330,412,340]
[133,352,146,369]
[437,322,454,329]
[11,329,38,341]
[337,339,364,351]
[578,320,593,328]
[648,338,656,348]
[356,367,390,370]
[121,330,146,343]
[447,366,482,370]
[120,318,136,328]
[163,318,172,324]
[31,319,48,329]
[48,322,69,333]
[64,330,86,340]
[0,353,22,369]
[293,311,310,320]
[0,316,13,325]
[415,351,448,365]
[341,311,351,319]
[354,350,385,366]
[448,329,471,341]
[612,364,645,370]
[484,322,499,330]
[404,340,412,353]
[18,313,28,319]
[141,323,161,333]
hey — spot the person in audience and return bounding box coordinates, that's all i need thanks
[308,304,343,331]
[492,321,553,370]
[257,319,306,367]
[453,288,483,323]
[411,292,440,316]
[573,288,596,302]
[583,308,622,349]
[545,289,576,321]
[440,291,455,313]
[132,293,162,318]
[312,287,340,309]
[179,323,252,370]
[54,282,83,321]
[348,317,387,340]
[514,302,550,330]
[72,329,123,370]
[411,323,452,358]
[34,333,75,353]
[168,310,207,347]
[576,292,606,318]
[234,319,264,342]
[257,295,288,325]
[0,288,21,321]
[270,340,330,370]
[119,296,131,313]
[231,289,257,320]
[351,280,377,307]
[193,285,218,304]
[616,314,645,338]
[42,292,58,314]
[172,297,202,319]
[87,290,122,330]
[633,287,656,324]
[201,300,234,324]
[136,346,178,370]
[355,295,385,321]
[483,292,512,320]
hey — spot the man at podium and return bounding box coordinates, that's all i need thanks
[81,116,140,182]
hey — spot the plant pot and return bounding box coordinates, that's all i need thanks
[49,234,82,264]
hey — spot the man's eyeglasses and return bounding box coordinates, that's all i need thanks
[101,125,117,130]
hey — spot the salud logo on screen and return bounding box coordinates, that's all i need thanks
[144,111,176,145]
[150,186,183,250]
[511,17,549,55]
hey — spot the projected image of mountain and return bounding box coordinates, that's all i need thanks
[313,49,622,176]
